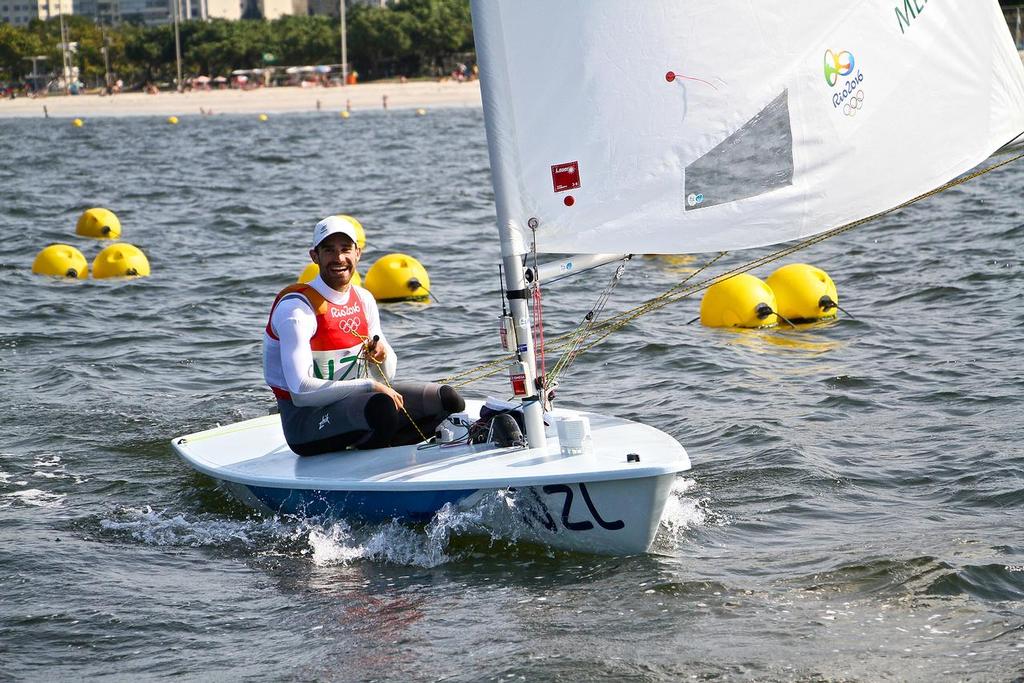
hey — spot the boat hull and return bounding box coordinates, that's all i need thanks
[219,473,676,555]
[504,474,678,555]
[172,400,690,555]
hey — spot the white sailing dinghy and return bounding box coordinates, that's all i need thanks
[173,1,1024,555]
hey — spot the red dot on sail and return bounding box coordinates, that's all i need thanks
[564,195,575,207]
[665,71,676,82]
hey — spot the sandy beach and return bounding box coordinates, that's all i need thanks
[0,79,481,119]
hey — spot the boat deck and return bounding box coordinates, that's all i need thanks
[171,401,690,491]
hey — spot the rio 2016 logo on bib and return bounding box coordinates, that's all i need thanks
[824,49,855,87]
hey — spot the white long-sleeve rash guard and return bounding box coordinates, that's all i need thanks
[264,276,397,408]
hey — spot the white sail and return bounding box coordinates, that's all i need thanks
[472,1,1024,255]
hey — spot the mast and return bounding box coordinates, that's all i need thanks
[339,0,348,86]
[471,1,546,450]
[173,0,184,93]
[58,7,71,95]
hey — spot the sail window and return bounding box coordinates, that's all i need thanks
[684,90,794,211]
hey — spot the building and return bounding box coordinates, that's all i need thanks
[253,0,304,20]
[1,0,73,27]
[198,0,242,20]
[74,0,119,22]
[2,0,381,24]
[308,0,387,18]
[73,0,245,24]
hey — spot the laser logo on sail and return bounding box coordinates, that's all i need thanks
[551,161,581,193]
[824,49,855,87]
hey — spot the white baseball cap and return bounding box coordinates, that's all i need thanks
[312,216,360,249]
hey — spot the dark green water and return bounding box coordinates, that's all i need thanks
[1,109,1022,681]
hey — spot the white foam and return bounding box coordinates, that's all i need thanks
[99,505,291,547]
[653,477,726,549]
[97,505,466,567]
[2,488,66,509]
[303,516,458,568]
[296,490,545,568]
[305,521,365,565]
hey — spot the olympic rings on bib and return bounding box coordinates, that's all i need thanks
[337,317,362,334]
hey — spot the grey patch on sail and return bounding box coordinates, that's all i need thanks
[684,90,794,211]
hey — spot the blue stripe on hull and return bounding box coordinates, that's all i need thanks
[246,485,479,523]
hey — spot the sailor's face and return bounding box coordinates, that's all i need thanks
[310,233,360,290]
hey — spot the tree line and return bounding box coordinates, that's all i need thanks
[0,0,473,88]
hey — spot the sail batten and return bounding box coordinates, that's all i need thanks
[471,1,1024,256]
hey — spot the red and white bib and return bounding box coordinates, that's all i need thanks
[264,284,371,399]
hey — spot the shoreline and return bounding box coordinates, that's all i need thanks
[0,80,482,119]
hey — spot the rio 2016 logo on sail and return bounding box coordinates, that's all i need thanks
[824,49,866,117]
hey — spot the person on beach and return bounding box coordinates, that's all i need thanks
[263,215,464,456]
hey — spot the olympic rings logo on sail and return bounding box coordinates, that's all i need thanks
[337,317,362,334]
[824,49,855,87]
[842,91,865,117]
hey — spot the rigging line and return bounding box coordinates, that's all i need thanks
[435,150,1024,388]
[545,250,728,357]
[581,251,729,333]
[995,128,1024,153]
[438,357,519,388]
[437,252,725,386]
[547,258,628,385]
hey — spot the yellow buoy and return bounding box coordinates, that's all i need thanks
[340,111,350,119]
[328,214,366,249]
[75,207,122,240]
[364,254,431,303]
[167,115,179,125]
[699,273,777,328]
[92,243,151,279]
[258,113,269,122]
[32,244,88,279]
[766,263,839,322]
[297,262,361,287]
[72,118,84,127]
[415,108,427,116]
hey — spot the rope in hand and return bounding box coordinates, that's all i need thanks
[355,331,431,443]
[435,149,1024,389]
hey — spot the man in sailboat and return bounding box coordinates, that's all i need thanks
[263,215,465,455]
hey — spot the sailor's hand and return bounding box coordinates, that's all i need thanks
[364,335,387,364]
[374,382,404,411]
[367,343,387,364]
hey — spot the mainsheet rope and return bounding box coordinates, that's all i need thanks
[355,331,431,443]
[435,150,1024,389]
